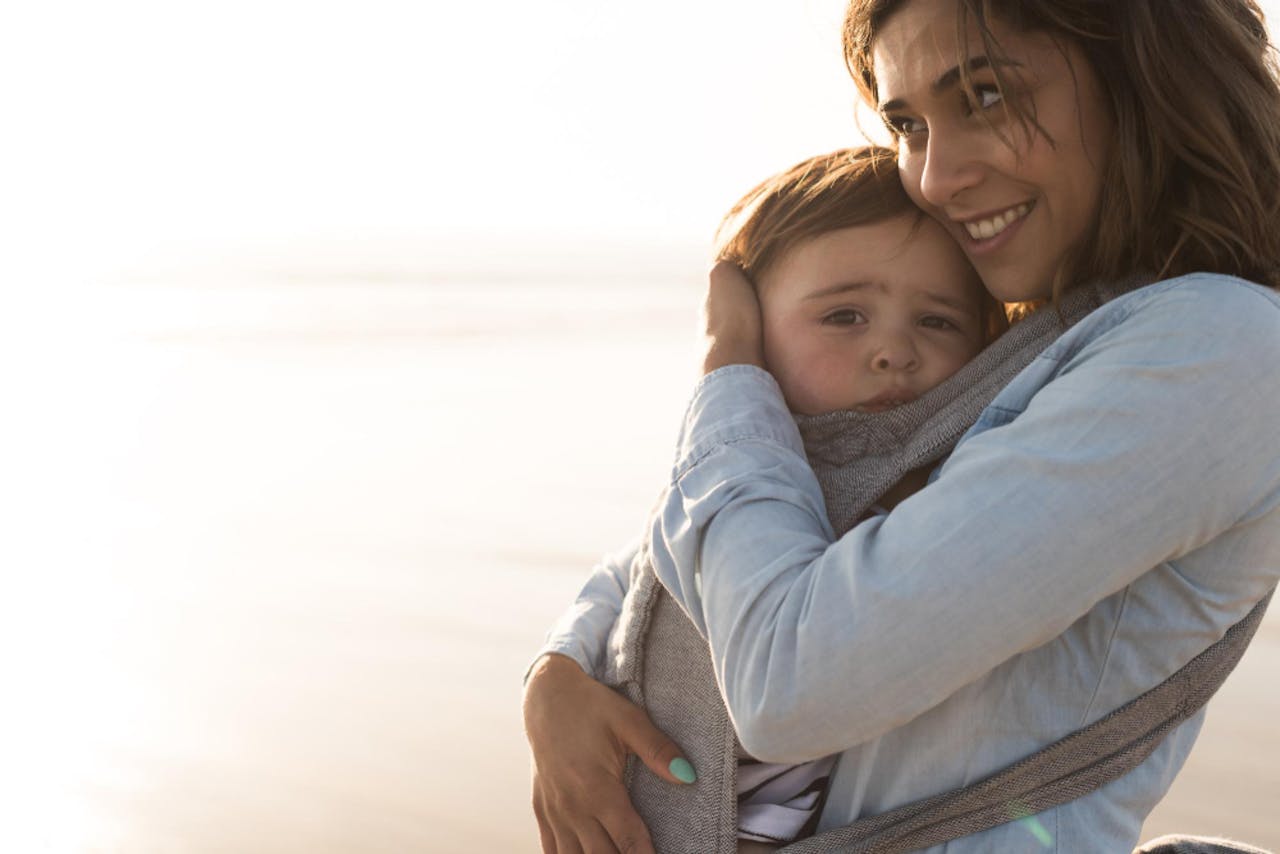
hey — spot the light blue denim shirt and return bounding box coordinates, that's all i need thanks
[537,274,1280,852]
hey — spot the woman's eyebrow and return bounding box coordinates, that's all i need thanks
[878,55,1021,113]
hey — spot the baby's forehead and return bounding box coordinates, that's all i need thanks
[754,214,985,311]
[914,273,988,309]
[776,274,983,311]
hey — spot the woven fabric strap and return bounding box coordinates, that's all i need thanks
[776,591,1273,853]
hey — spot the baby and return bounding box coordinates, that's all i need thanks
[706,146,1004,850]
[547,146,1006,851]
[715,147,1005,521]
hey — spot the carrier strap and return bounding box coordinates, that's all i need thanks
[777,590,1274,854]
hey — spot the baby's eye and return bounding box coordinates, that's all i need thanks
[919,315,959,331]
[823,308,867,326]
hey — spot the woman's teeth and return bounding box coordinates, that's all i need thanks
[964,203,1031,241]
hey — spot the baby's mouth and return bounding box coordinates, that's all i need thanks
[856,392,917,413]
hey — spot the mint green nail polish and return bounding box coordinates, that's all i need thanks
[669,757,697,784]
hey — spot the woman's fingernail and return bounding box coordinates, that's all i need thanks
[669,757,697,784]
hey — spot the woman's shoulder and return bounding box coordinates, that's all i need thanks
[1110,272,1280,325]
[1048,273,1280,366]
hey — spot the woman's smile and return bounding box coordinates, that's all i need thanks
[948,199,1036,264]
[957,201,1033,243]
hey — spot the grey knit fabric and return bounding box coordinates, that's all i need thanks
[600,277,1272,854]
[606,565,741,853]
[1135,836,1275,854]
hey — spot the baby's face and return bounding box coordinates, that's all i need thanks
[756,215,988,416]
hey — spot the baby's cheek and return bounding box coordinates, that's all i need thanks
[759,316,788,367]
[770,359,815,412]
[793,356,864,415]
[768,352,827,415]
[761,323,807,386]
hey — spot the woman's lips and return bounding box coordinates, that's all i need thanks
[957,201,1035,257]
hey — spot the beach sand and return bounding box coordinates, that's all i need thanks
[7,277,1274,852]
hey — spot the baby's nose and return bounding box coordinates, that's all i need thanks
[872,338,919,371]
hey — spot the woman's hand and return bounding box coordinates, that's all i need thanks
[702,260,765,374]
[523,654,695,854]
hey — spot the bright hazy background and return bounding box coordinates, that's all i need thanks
[4,1,1279,851]
[6,0,875,285]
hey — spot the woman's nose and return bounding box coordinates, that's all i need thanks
[915,126,984,209]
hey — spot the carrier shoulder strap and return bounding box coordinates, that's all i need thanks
[777,590,1274,854]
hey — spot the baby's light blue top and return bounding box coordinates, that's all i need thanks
[537,274,1280,853]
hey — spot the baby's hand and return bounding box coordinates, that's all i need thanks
[702,261,764,373]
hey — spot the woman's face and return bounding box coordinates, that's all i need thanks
[870,0,1114,303]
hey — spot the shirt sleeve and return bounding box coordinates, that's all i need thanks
[524,538,638,683]
[649,278,1280,762]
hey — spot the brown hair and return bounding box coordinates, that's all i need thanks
[843,0,1280,296]
[716,146,1006,339]
[716,147,916,279]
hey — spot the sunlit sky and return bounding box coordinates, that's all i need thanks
[8,0,873,279]
[7,0,1280,279]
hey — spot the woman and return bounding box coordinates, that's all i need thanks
[523,1,1280,852]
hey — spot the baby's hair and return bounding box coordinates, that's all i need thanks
[715,147,914,281]
[716,146,1007,341]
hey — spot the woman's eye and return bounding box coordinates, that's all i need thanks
[967,85,1003,112]
[883,115,925,139]
[919,315,958,331]
[823,309,866,326]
